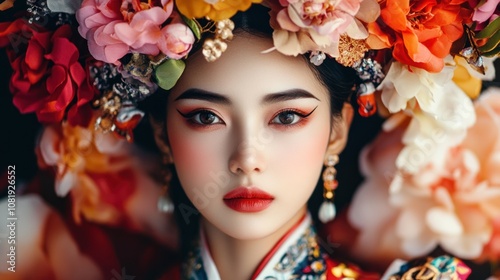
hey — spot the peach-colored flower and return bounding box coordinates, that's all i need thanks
[348,87,500,262]
[481,217,500,261]
[269,0,379,57]
[367,0,471,72]
[76,0,193,64]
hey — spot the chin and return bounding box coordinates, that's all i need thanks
[219,218,285,240]
[204,205,305,241]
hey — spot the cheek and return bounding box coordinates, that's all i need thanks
[166,118,225,189]
[267,115,331,200]
[274,121,330,174]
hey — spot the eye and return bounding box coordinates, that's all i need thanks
[270,107,317,126]
[271,111,301,125]
[178,109,224,125]
[195,111,220,124]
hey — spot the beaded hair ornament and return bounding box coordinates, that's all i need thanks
[1,0,497,142]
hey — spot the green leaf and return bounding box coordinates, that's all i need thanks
[478,29,500,53]
[481,44,500,57]
[154,59,186,90]
[181,15,202,40]
[476,17,500,39]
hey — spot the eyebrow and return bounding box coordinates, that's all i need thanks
[174,89,231,104]
[174,88,320,104]
[262,89,320,103]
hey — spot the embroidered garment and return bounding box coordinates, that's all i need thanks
[182,214,379,280]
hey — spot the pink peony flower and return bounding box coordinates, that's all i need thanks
[158,19,196,60]
[347,87,500,263]
[76,0,193,64]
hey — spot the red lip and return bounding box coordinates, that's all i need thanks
[223,187,274,213]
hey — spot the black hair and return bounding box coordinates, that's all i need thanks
[145,4,358,260]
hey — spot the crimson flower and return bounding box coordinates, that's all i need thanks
[0,20,96,126]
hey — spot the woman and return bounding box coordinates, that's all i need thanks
[150,6,377,279]
[0,0,482,278]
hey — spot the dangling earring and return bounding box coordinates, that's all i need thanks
[318,154,339,223]
[157,153,175,213]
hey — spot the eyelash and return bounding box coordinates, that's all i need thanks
[177,106,317,128]
[269,107,317,128]
[177,109,225,127]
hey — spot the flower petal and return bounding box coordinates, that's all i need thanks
[426,207,463,235]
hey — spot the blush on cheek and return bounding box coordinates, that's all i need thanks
[276,127,330,171]
[167,123,229,195]
[170,136,214,176]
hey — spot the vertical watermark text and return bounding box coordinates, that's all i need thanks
[6,165,16,272]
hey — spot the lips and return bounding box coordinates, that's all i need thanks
[223,187,274,213]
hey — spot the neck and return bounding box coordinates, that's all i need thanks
[201,206,307,280]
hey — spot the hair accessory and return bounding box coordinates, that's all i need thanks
[157,153,174,214]
[202,19,235,62]
[158,186,175,214]
[319,154,339,223]
[90,54,166,142]
[353,57,385,117]
[309,51,327,66]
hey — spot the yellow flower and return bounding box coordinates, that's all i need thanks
[453,56,482,99]
[176,0,262,21]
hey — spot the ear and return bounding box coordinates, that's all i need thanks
[150,115,174,163]
[325,102,354,156]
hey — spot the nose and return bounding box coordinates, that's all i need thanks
[228,129,267,175]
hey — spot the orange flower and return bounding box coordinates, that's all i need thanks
[367,0,471,72]
[175,0,262,21]
[38,121,134,224]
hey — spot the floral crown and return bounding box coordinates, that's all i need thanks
[0,0,498,143]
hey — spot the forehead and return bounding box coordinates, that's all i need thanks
[169,35,329,100]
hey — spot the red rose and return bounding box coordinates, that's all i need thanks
[2,20,96,126]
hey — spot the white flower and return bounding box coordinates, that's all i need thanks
[379,58,455,114]
[379,57,476,173]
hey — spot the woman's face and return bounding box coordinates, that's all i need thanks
[166,34,349,240]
